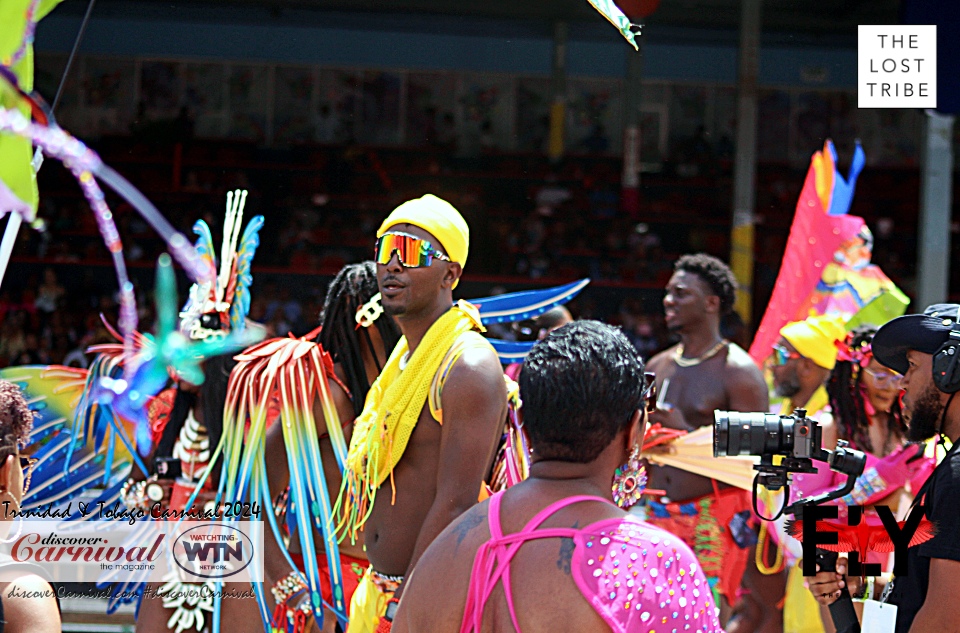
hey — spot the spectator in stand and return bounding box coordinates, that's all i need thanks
[316,104,339,143]
[266,287,303,332]
[33,268,67,322]
[479,119,496,150]
[0,318,26,368]
[437,112,457,150]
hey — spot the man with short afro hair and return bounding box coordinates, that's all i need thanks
[674,253,739,316]
[645,252,785,633]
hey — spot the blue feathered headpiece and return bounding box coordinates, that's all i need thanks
[179,190,264,340]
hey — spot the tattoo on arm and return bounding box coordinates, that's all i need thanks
[557,521,579,575]
[453,510,486,553]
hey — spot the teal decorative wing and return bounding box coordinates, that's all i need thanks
[229,215,265,332]
[0,365,136,512]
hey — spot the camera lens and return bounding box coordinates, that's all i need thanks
[714,411,795,457]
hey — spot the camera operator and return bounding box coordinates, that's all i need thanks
[806,304,960,633]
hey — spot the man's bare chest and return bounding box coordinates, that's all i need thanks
[393,405,442,470]
[665,370,731,428]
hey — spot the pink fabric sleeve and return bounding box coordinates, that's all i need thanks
[572,517,724,633]
[841,444,935,507]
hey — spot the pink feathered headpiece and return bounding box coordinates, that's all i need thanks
[835,333,873,368]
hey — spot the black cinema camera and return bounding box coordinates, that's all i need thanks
[713,408,866,520]
[713,408,868,633]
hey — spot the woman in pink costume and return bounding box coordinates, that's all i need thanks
[391,321,723,633]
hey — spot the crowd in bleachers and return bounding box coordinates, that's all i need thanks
[0,123,939,369]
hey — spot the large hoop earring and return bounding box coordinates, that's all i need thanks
[0,489,23,544]
[612,444,646,509]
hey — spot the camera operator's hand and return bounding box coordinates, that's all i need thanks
[648,404,694,432]
[803,556,851,605]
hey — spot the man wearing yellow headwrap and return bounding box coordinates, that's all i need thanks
[774,314,847,418]
[334,194,508,633]
[769,313,846,633]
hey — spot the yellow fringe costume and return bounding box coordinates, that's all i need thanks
[334,301,487,632]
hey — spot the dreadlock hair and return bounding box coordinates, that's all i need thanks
[318,262,402,418]
[675,253,738,315]
[827,325,905,455]
[0,380,34,454]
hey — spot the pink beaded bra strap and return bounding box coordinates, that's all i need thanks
[459,493,617,633]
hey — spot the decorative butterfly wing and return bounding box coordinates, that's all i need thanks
[179,219,218,331]
[784,518,860,553]
[486,339,535,364]
[191,219,218,274]
[641,423,687,452]
[0,365,85,445]
[468,279,590,364]
[0,364,136,511]
[228,215,265,332]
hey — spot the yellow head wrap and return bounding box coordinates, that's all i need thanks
[779,314,846,370]
[377,194,469,289]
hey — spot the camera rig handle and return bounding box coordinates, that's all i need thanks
[753,440,866,522]
[779,443,864,632]
[818,551,861,633]
[784,442,863,518]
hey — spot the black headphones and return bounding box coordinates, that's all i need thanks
[932,306,960,393]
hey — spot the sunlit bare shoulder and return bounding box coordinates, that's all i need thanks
[646,344,679,372]
[722,342,769,411]
[724,342,759,371]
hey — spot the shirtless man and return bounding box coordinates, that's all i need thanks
[336,194,508,633]
[644,253,785,633]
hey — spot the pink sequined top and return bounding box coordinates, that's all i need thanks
[460,492,724,633]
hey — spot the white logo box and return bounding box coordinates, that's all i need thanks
[858,25,937,108]
[0,519,264,584]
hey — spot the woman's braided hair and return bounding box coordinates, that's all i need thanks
[826,325,904,454]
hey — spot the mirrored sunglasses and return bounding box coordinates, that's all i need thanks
[770,345,802,367]
[375,232,451,269]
